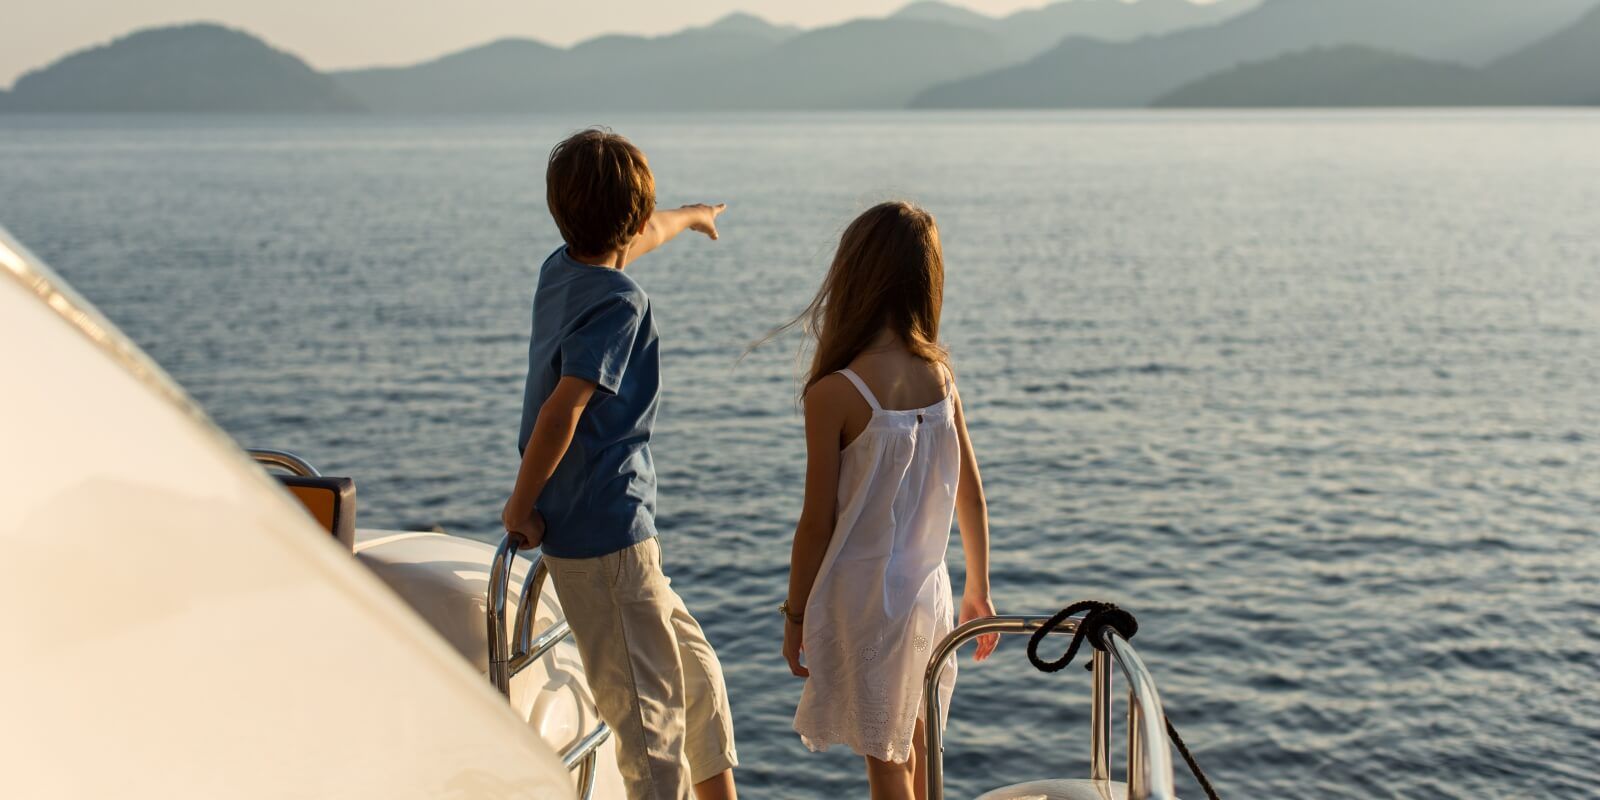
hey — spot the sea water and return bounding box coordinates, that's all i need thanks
[2,110,1596,798]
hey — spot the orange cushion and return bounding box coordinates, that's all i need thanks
[286,484,339,533]
[277,476,357,550]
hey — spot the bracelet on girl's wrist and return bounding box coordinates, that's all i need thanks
[778,600,804,624]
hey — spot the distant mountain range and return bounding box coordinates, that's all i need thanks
[1153,46,1512,108]
[1488,2,1600,104]
[338,14,1017,112]
[1,0,1596,113]
[332,0,1260,112]
[1154,6,1600,108]
[893,0,1254,59]
[912,0,1600,107]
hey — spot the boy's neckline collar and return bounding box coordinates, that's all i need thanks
[562,246,624,271]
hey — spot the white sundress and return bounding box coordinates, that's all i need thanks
[794,367,961,763]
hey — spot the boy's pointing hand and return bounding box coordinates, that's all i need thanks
[683,203,726,241]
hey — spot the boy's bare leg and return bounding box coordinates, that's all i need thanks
[693,769,736,800]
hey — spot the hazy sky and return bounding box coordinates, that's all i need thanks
[2,0,1139,87]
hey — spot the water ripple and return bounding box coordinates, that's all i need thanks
[2,111,1597,799]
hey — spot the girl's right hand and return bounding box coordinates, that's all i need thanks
[960,591,999,661]
[782,619,809,678]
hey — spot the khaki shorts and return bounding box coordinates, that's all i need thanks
[545,537,737,800]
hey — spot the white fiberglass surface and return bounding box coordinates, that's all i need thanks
[0,240,576,800]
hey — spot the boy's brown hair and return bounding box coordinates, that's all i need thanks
[546,128,656,257]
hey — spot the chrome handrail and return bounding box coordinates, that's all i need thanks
[563,721,612,798]
[245,450,608,793]
[1103,629,1176,800]
[247,448,321,477]
[923,614,1178,800]
[487,535,612,799]
[506,554,571,677]
[512,553,553,663]
[510,617,573,677]
[486,537,517,693]
[1090,646,1112,782]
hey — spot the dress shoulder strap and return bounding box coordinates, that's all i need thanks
[836,369,883,412]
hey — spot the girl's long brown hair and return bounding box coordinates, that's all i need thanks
[765,201,948,395]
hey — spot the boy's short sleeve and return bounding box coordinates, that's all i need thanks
[559,293,644,395]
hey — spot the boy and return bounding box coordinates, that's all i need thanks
[502,129,737,800]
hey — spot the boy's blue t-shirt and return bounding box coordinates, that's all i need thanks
[519,247,659,559]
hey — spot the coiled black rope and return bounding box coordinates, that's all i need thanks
[1026,601,1222,800]
[1026,600,1138,672]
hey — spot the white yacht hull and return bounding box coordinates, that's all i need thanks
[354,529,625,800]
[0,228,613,799]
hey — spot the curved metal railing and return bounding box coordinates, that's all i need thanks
[1104,629,1177,800]
[487,536,612,799]
[923,614,1178,800]
[248,449,608,794]
[247,448,321,477]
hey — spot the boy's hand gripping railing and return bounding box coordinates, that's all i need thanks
[923,615,1178,800]
[488,536,612,799]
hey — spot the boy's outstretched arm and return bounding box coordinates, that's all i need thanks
[502,375,597,548]
[620,203,725,268]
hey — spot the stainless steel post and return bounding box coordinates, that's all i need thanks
[1090,648,1111,782]
[1127,688,1147,798]
[1103,630,1176,800]
[486,534,614,796]
[923,615,1080,800]
[485,537,516,695]
[512,555,550,657]
[562,722,613,800]
[574,755,598,800]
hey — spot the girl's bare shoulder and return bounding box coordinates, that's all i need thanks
[848,350,947,409]
[804,372,858,414]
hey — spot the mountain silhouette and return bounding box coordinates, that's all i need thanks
[337,16,1007,111]
[1153,46,1509,107]
[893,0,1257,57]
[0,23,360,112]
[335,13,799,112]
[333,0,1256,111]
[911,0,1598,108]
[700,19,1010,109]
[1488,2,1600,104]
[335,39,563,113]
[6,2,1599,113]
[1151,5,1600,108]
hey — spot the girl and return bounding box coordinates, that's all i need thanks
[777,202,998,799]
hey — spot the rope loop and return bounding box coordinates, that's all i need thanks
[1026,600,1139,673]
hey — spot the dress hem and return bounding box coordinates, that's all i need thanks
[796,731,916,765]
